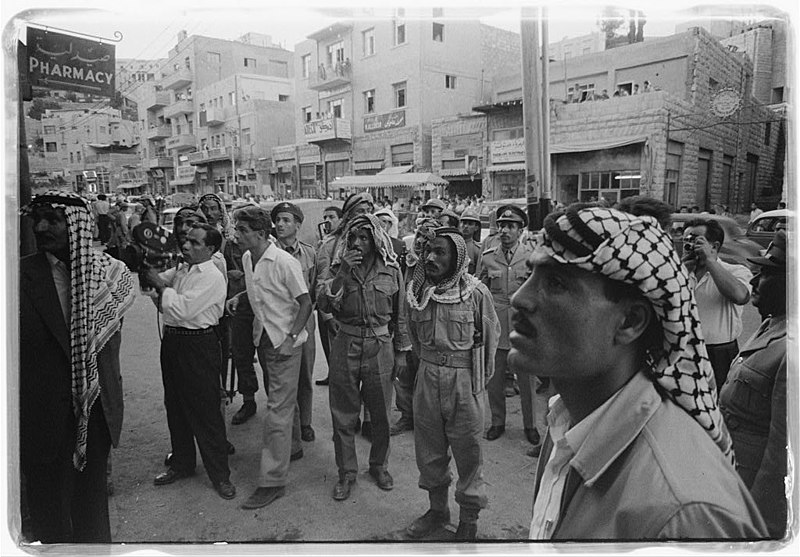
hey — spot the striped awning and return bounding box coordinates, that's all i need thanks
[439,168,472,177]
[353,160,384,171]
[331,172,448,190]
[486,163,526,172]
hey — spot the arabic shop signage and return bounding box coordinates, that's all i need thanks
[363,110,405,133]
[490,138,525,164]
[304,117,352,142]
[27,27,115,97]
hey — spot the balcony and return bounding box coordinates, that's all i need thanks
[166,134,196,152]
[201,107,226,127]
[146,125,171,140]
[163,99,194,119]
[187,146,238,165]
[308,62,352,91]
[147,156,173,169]
[142,89,170,110]
[161,67,193,90]
[304,117,352,145]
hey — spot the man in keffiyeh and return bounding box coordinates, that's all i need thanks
[510,203,766,540]
[20,191,136,543]
[403,227,500,541]
[317,213,410,502]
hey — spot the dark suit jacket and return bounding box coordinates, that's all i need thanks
[20,252,124,466]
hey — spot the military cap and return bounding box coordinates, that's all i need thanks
[459,207,481,224]
[421,198,446,212]
[270,201,304,223]
[439,209,461,227]
[747,229,786,269]
[496,205,528,227]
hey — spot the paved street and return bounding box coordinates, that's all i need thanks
[106,286,763,545]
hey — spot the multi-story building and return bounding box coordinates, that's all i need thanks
[468,26,785,211]
[37,107,141,193]
[137,31,294,196]
[272,10,520,198]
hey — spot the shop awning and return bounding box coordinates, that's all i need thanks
[377,165,413,175]
[550,135,647,154]
[439,168,472,177]
[486,163,526,172]
[353,160,384,171]
[331,172,448,190]
[169,177,196,186]
[117,182,146,190]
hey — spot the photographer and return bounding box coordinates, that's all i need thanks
[143,223,236,501]
[681,219,752,389]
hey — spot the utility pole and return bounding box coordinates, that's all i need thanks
[541,7,551,206]
[521,7,549,230]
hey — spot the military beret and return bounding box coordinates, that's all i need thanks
[496,205,528,227]
[270,202,304,223]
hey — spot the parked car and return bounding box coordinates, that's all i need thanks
[161,207,180,234]
[669,213,762,269]
[745,209,788,248]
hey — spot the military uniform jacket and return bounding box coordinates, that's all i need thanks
[477,241,533,349]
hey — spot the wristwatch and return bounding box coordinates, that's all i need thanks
[288,332,298,341]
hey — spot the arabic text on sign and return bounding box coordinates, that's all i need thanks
[363,110,406,133]
[490,138,526,164]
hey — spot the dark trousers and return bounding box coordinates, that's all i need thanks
[318,313,333,365]
[707,340,739,392]
[393,350,419,422]
[160,330,230,485]
[22,403,112,543]
[97,214,111,244]
[231,310,258,400]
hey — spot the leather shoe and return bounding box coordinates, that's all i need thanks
[455,521,477,541]
[301,425,315,442]
[332,477,356,501]
[214,479,236,500]
[390,418,413,436]
[290,449,303,462]
[485,425,505,441]
[232,401,256,425]
[361,421,372,440]
[154,468,195,486]
[369,467,394,491]
[406,508,450,539]
[315,377,329,386]
[241,486,285,509]
[526,444,542,458]
[524,428,541,446]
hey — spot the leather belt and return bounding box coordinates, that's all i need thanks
[164,325,215,336]
[419,347,473,368]
[338,322,390,337]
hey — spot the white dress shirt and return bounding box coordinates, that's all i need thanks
[158,259,226,329]
[45,252,70,325]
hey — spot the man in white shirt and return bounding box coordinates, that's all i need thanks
[145,223,235,501]
[682,218,752,389]
[227,206,313,510]
[749,202,763,223]
[509,204,766,540]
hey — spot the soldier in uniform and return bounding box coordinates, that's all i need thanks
[459,208,483,276]
[272,202,318,450]
[404,227,500,540]
[477,205,540,447]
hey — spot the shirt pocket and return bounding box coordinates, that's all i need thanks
[443,309,474,342]
[488,269,503,293]
[513,266,531,290]
[724,361,773,430]
[373,278,397,317]
[410,305,434,342]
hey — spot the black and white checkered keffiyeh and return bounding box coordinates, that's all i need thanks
[541,204,734,462]
[23,191,137,470]
[332,213,399,270]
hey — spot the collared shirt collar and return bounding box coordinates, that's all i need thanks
[45,251,68,273]
[250,241,278,265]
[278,237,300,254]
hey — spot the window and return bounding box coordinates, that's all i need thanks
[301,54,310,78]
[229,91,236,106]
[99,126,106,134]
[765,121,771,145]
[303,107,313,123]
[665,140,683,208]
[394,81,407,108]
[432,22,444,42]
[772,87,784,104]
[362,28,375,56]
[279,94,289,102]
[76,151,81,162]
[328,98,343,118]
[445,75,456,89]
[492,127,523,141]
[43,125,55,134]
[184,57,191,69]
[364,89,375,113]
[327,41,345,66]
[395,20,406,45]
[391,143,414,166]
[70,152,74,163]
[207,52,221,65]
[244,57,256,68]
[578,170,640,205]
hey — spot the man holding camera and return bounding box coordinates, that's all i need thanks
[681,219,752,389]
[145,223,236,500]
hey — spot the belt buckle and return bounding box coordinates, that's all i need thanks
[438,353,448,366]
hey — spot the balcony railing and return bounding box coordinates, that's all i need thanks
[304,117,352,144]
[142,89,170,110]
[146,125,171,140]
[163,99,194,119]
[147,156,173,168]
[187,146,238,164]
[308,61,352,91]
[166,134,197,152]
[200,107,226,127]
[161,67,193,90]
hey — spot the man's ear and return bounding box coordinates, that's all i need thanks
[615,298,653,347]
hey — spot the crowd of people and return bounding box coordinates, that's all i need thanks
[18,187,788,544]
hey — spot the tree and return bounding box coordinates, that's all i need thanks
[597,6,626,41]
[27,97,62,120]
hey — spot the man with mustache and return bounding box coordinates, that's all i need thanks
[317,214,409,501]
[477,205,541,448]
[509,203,766,540]
[404,227,500,541]
[144,223,236,501]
